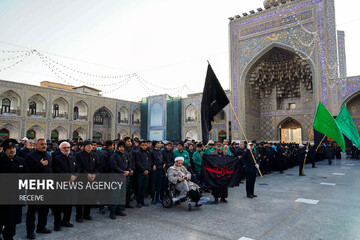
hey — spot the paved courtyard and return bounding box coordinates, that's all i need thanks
[14,157,360,240]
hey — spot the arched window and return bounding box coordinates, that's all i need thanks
[94,113,104,125]
[74,106,79,120]
[53,104,59,118]
[29,101,37,115]
[118,112,121,123]
[1,98,11,114]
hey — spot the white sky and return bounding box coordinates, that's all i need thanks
[0,0,359,102]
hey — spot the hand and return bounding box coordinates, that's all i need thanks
[163,164,166,169]
[130,170,134,176]
[224,145,228,151]
[40,159,48,166]
[178,177,184,182]
[306,150,308,153]
[200,152,203,157]
[91,174,96,181]
[144,170,149,175]
[152,165,156,171]
[187,163,191,167]
[255,164,259,169]
[69,175,77,182]
[87,174,93,182]
[124,171,130,176]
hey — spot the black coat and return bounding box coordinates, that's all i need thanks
[75,150,100,174]
[18,148,32,159]
[100,148,113,173]
[150,148,163,169]
[125,146,135,171]
[134,149,151,173]
[162,149,174,170]
[0,152,27,225]
[244,149,257,173]
[110,151,131,173]
[52,153,79,179]
[26,149,52,173]
[297,148,306,163]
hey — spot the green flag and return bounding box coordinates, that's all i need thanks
[313,102,346,152]
[335,105,360,148]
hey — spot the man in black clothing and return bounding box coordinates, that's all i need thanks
[298,144,307,176]
[25,138,52,239]
[210,143,229,203]
[124,137,135,208]
[75,140,100,222]
[98,140,113,214]
[244,144,259,198]
[109,140,129,219]
[0,139,28,240]
[52,141,79,231]
[309,143,316,168]
[150,141,164,205]
[134,140,151,208]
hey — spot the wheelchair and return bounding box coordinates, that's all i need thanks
[161,182,195,211]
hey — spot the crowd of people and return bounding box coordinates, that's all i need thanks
[0,135,359,240]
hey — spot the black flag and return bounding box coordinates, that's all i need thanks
[201,63,229,142]
[201,154,240,188]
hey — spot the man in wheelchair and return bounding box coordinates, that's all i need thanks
[166,157,209,208]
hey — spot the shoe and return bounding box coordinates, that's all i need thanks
[60,222,74,227]
[136,204,142,208]
[156,200,162,204]
[125,204,134,209]
[99,208,106,215]
[76,218,83,223]
[115,211,126,216]
[312,166,317,168]
[151,200,156,205]
[27,233,36,239]
[214,198,219,204]
[247,195,253,198]
[36,228,52,234]
[141,203,149,207]
[84,215,93,220]
[54,225,61,232]
[252,194,257,197]
[195,203,202,207]
[220,198,228,203]
[299,174,306,176]
[109,213,116,219]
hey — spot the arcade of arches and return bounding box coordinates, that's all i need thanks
[245,47,313,141]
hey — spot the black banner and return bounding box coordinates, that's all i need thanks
[201,155,240,188]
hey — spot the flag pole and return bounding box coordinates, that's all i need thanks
[315,135,327,152]
[301,128,313,175]
[229,102,263,178]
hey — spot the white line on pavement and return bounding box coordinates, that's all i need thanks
[333,173,345,175]
[239,237,255,240]
[320,182,336,186]
[295,198,319,204]
[341,167,351,169]
[346,164,355,166]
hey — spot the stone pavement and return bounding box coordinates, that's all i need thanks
[13,157,360,240]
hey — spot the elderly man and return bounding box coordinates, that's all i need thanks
[167,157,208,207]
[18,139,34,159]
[25,138,52,239]
[52,141,79,231]
[298,144,307,176]
[0,139,27,240]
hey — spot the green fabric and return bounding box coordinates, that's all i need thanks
[336,105,360,148]
[313,102,346,152]
[203,146,215,155]
[173,149,190,165]
[193,151,203,172]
